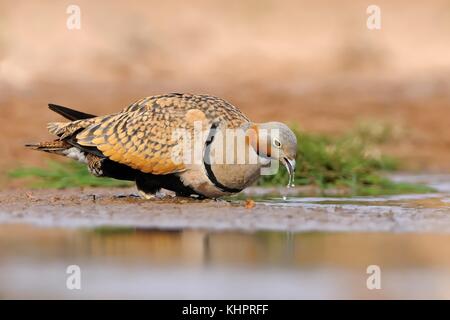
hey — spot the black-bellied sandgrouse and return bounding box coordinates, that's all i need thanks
[26,93,297,198]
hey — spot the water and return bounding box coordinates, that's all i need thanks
[389,173,450,193]
[0,174,449,298]
[287,172,295,189]
[1,224,450,299]
[282,173,295,201]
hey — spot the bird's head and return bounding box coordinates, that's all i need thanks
[247,122,297,179]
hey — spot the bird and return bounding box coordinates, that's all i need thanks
[26,93,297,199]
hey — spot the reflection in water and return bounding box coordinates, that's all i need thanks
[1,224,450,298]
[261,193,450,209]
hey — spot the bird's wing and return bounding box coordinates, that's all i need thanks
[75,109,187,175]
[73,94,249,175]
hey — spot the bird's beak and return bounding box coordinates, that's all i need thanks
[281,157,296,178]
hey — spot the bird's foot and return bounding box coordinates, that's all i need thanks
[137,190,169,200]
[137,190,158,200]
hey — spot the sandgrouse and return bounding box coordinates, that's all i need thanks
[27,94,297,198]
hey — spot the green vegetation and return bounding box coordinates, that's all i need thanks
[259,123,434,196]
[9,122,434,195]
[9,160,132,189]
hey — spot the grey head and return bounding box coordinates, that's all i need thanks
[250,121,298,179]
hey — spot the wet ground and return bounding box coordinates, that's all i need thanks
[1,184,449,233]
[0,174,449,299]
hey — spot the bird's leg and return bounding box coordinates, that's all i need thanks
[135,175,161,200]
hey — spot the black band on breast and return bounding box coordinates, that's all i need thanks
[203,123,243,193]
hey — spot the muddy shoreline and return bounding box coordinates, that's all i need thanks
[1,187,449,233]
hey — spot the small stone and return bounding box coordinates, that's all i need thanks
[245,199,255,209]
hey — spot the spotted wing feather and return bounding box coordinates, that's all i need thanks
[74,94,249,175]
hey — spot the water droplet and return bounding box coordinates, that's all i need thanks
[286,171,295,189]
[282,172,295,201]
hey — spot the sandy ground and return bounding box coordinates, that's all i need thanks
[1,187,449,233]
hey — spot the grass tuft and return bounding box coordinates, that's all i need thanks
[8,160,132,189]
[259,126,433,196]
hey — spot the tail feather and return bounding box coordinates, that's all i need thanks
[48,104,96,121]
[25,140,71,154]
[46,122,68,137]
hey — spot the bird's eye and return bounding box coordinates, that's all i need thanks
[273,138,282,148]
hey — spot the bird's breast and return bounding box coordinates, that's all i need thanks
[176,130,268,197]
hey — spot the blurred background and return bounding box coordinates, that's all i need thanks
[1,0,450,186]
[1,0,450,300]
